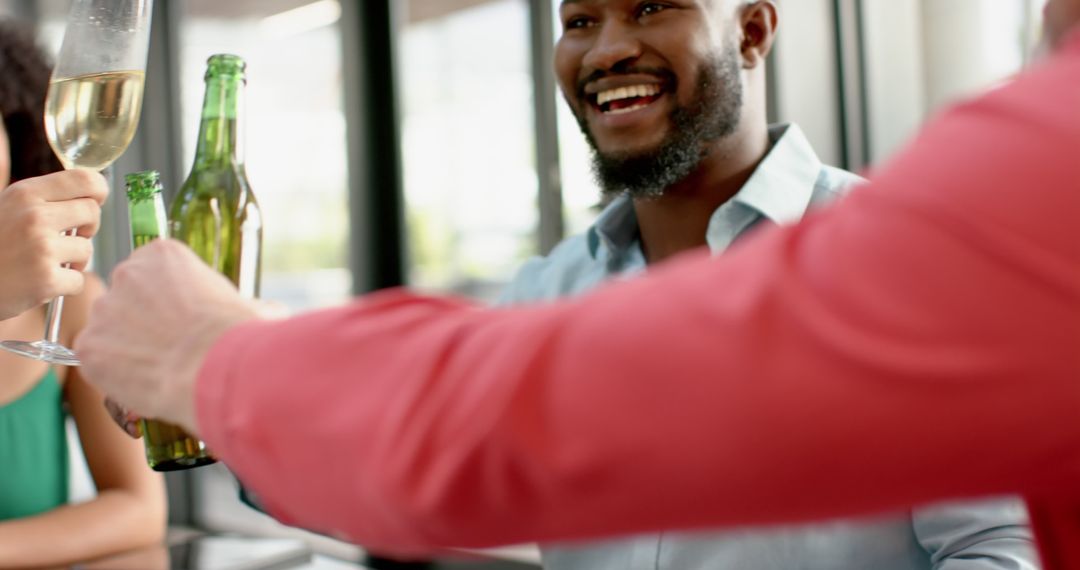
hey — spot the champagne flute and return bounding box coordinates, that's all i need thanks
[0,0,152,366]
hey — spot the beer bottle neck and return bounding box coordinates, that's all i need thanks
[129,192,168,243]
[193,75,246,167]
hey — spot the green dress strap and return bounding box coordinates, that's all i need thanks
[0,368,69,520]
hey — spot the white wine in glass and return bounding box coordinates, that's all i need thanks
[46,69,146,171]
[0,0,152,366]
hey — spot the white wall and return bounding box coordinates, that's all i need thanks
[861,0,1034,164]
[771,0,844,167]
[862,0,926,163]
[920,0,1027,113]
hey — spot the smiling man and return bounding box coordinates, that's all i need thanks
[496,1,1038,569]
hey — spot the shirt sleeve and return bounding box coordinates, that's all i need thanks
[912,499,1037,570]
[195,38,1080,556]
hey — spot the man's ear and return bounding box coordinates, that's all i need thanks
[740,1,779,69]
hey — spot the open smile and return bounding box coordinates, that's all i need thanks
[574,70,677,141]
[592,83,666,115]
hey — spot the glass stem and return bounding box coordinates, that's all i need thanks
[43,294,66,344]
[43,222,79,344]
[43,165,111,346]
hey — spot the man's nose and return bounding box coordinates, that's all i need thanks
[582,20,642,72]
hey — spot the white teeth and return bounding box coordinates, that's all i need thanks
[596,84,662,107]
[606,103,649,115]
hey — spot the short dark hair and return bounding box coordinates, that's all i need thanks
[0,21,63,182]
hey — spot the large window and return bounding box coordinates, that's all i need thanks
[399,0,538,299]
[862,0,1043,164]
[180,0,351,312]
[557,96,604,237]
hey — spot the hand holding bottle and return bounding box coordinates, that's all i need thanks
[122,170,218,470]
[0,170,107,321]
[76,239,262,435]
[99,294,288,444]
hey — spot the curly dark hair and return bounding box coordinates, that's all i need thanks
[0,20,63,183]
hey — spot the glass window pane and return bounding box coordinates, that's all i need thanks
[863,0,1042,163]
[548,1,604,238]
[400,0,537,299]
[180,0,351,312]
[769,0,844,168]
[559,99,604,237]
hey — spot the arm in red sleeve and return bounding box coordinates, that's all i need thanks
[195,40,1080,555]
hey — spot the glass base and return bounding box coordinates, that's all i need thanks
[0,339,81,366]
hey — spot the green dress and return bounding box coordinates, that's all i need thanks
[0,369,69,520]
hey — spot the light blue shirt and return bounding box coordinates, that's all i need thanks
[499,124,1037,570]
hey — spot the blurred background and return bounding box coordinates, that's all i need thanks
[0,0,1046,567]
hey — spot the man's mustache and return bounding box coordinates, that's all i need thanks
[576,65,676,99]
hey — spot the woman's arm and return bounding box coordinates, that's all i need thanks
[0,275,166,568]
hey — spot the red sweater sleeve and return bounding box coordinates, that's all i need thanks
[196,37,1080,557]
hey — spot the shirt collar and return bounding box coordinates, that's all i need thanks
[729,123,824,226]
[587,193,638,258]
[586,123,824,258]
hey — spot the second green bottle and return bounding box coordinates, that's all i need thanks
[126,170,217,472]
[170,53,263,298]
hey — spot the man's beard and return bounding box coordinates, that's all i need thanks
[573,44,744,199]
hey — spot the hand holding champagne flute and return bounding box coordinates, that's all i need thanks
[0,0,152,365]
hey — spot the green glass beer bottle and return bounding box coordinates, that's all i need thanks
[170,54,262,298]
[125,170,217,472]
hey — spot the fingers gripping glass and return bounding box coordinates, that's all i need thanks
[0,0,152,366]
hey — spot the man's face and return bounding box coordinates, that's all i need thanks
[1044,0,1080,47]
[555,0,745,197]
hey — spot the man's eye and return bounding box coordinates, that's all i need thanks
[564,16,593,30]
[638,3,668,17]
